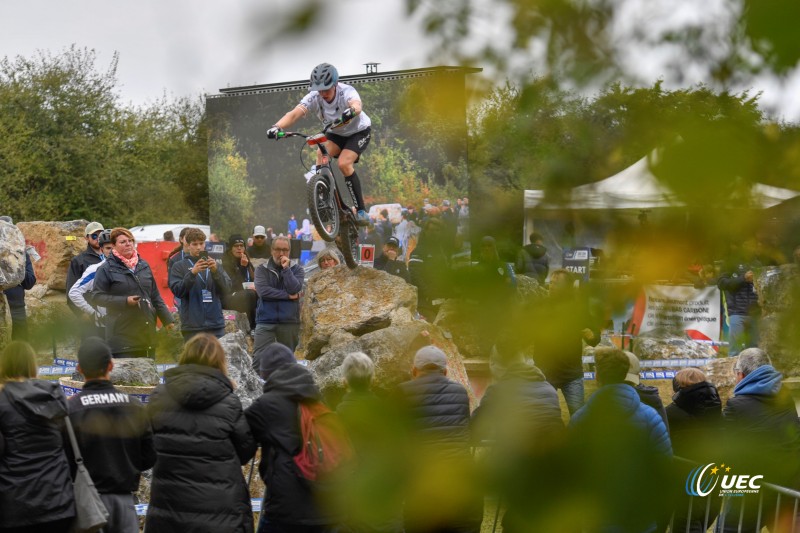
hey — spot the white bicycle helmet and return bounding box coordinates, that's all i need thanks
[310,63,339,91]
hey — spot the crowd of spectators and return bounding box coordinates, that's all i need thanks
[3,333,797,532]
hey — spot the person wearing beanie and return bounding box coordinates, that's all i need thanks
[67,337,156,533]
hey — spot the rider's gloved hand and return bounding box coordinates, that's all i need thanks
[341,107,356,123]
[267,125,283,139]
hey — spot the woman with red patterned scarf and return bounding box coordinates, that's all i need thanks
[93,227,174,358]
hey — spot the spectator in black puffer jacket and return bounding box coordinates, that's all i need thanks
[666,367,722,533]
[396,346,483,533]
[245,351,342,533]
[471,340,564,533]
[0,341,75,532]
[145,334,257,533]
[92,227,174,357]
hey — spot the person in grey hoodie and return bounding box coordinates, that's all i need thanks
[0,341,75,532]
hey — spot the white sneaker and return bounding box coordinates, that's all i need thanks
[304,165,318,182]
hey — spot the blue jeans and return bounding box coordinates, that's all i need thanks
[728,314,758,356]
[559,377,585,416]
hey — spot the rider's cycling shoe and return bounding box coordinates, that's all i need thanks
[356,210,370,226]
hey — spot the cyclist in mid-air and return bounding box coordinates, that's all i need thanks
[268,63,372,224]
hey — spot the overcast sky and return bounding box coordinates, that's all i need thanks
[1,0,799,121]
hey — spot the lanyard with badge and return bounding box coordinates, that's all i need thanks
[188,259,213,303]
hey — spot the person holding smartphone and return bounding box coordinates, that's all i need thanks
[169,228,232,342]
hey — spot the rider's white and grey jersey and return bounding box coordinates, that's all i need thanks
[298,82,371,137]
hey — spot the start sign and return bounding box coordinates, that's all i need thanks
[359,244,376,267]
[562,247,591,281]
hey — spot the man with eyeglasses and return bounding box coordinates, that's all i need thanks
[253,236,304,361]
[66,221,105,316]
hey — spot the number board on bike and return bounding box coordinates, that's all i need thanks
[359,244,375,267]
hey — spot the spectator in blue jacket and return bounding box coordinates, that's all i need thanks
[169,227,232,341]
[254,236,304,354]
[568,347,672,533]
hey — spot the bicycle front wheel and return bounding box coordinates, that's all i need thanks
[307,169,339,241]
[337,217,360,269]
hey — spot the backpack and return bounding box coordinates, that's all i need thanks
[294,401,355,481]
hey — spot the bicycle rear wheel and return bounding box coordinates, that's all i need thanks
[337,217,360,269]
[307,169,339,241]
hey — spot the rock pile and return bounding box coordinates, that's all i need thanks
[299,266,474,407]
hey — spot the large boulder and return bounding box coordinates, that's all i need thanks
[307,318,475,409]
[0,220,26,291]
[299,267,473,408]
[298,266,417,360]
[23,284,77,354]
[16,220,88,291]
[219,331,262,409]
[703,355,738,403]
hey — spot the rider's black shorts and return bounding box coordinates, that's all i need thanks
[327,127,371,161]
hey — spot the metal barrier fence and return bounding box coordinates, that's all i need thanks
[672,456,800,532]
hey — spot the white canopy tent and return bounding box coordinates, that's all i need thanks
[525,154,799,211]
[522,154,800,260]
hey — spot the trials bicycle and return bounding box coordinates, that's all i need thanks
[272,122,361,269]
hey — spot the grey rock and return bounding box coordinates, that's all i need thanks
[219,331,262,409]
[0,294,10,350]
[756,265,796,314]
[299,265,417,360]
[632,330,716,360]
[433,299,485,359]
[703,355,738,403]
[110,358,161,386]
[0,220,26,291]
[307,320,475,408]
[223,310,251,335]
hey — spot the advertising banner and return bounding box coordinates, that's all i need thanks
[629,284,721,343]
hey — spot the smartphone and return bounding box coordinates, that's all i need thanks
[198,251,209,260]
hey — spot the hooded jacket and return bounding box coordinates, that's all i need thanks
[244,363,340,525]
[145,364,257,533]
[0,380,75,528]
[92,253,174,356]
[723,365,800,486]
[666,381,722,459]
[516,243,549,283]
[569,384,672,533]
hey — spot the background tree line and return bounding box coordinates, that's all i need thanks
[0,46,208,227]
